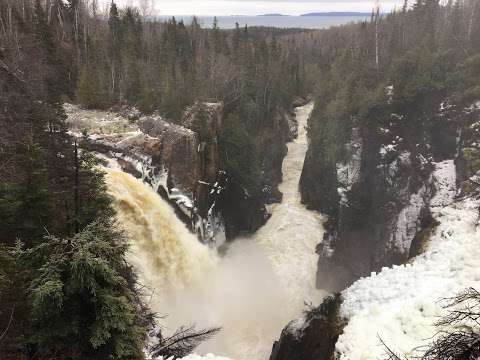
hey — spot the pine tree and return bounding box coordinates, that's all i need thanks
[76,65,107,109]
[33,0,68,104]
[121,7,143,104]
[0,242,28,358]
[232,22,241,53]
[469,0,480,53]
[108,1,122,102]
[219,113,260,192]
[211,16,222,54]
[25,221,148,359]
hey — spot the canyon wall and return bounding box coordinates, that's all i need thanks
[272,99,480,360]
[67,100,297,244]
[299,99,468,291]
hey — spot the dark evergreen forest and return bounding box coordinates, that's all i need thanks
[0,0,479,359]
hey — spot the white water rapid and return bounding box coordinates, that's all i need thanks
[104,102,325,360]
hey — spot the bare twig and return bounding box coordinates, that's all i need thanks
[151,326,221,359]
[0,306,15,343]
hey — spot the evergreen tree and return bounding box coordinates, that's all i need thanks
[469,0,480,53]
[219,113,260,192]
[76,65,107,109]
[33,0,68,104]
[232,22,241,53]
[25,221,147,360]
[108,1,122,102]
[211,16,221,53]
[121,7,143,104]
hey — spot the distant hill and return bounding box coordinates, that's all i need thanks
[258,13,289,17]
[301,12,372,17]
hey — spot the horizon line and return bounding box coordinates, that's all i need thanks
[152,11,377,16]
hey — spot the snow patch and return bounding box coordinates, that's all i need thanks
[385,85,394,104]
[286,316,308,340]
[154,354,233,360]
[336,161,480,360]
[430,160,457,210]
[390,184,427,254]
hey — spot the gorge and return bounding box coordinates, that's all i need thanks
[102,103,326,359]
[2,1,480,359]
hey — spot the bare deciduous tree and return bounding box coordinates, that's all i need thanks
[382,288,480,360]
[150,325,221,359]
[138,0,153,17]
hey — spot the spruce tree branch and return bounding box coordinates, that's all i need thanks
[0,305,15,343]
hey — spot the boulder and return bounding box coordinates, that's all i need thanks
[270,295,343,360]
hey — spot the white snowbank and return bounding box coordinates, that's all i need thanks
[155,354,233,360]
[430,160,457,211]
[285,315,308,340]
[337,160,480,359]
[390,183,427,254]
[64,103,138,135]
[181,355,233,360]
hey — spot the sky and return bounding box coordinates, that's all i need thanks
[102,0,406,16]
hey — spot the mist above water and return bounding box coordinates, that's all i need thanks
[104,103,326,360]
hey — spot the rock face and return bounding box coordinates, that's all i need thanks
[68,101,295,243]
[214,107,294,239]
[139,116,202,196]
[181,102,294,240]
[76,103,226,244]
[454,101,480,194]
[300,102,462,292]
[260,111,295,204]
[270,295,343,360]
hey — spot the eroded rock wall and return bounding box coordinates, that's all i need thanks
[300,101,462,291]
[68,101,296,243]
[270,295,343,360]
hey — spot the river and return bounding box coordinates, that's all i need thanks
[104,102,325,359]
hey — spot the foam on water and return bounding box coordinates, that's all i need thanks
[104,103,325,360]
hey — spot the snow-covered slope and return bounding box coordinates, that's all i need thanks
[181,355,233,360]
[156,354,234,360]
[336,160,480,358]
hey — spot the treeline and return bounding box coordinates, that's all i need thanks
[2,0,309,194]
[302,0,480,217]
[10,0,309,121]
[76,4,310,196]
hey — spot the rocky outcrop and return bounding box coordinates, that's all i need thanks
[139,116,202,195]
[270,295,343,360]
[301,101,461,292]
[213,108,294,239]
[260,111,295,204]
[69,102,223,243]
[274,98,479,360]
[68,101,297,243]
[212,172,269,239]
[181,102,295,239]
[292,95,313,109]
[454,101,480,194]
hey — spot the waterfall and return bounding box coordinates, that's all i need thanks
[103,103,325,360]
[104,168,217,293]
[254,102,325,309]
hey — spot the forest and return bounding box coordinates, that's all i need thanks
[300,0,480,289]
[1,0,480,359]
[0,0,309,358]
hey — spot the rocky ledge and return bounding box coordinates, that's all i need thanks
[270,295,344,360]
[66,101,298,244]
